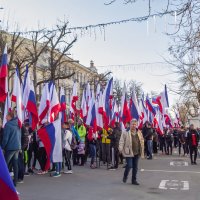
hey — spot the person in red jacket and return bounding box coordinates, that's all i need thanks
[187,124,199,165]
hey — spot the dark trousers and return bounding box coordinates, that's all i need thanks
[102,143,111,163]
[38,147,47,171]
[77,154,85,165]
[189,146,197,163]
[178,142,186,155]
[5,150,19,186]
[111,147,119,168]
[28,144,38,169]
[89,144,96,165]
[166,141,173,155]
[18,151,25,180]
[153,141,158,154]
[63,149,72,170]
[72,148,78,165]
[174,137,178,148]
[123,155,139,183]
[160,141,166,153]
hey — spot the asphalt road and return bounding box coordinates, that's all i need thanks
[17,150,200,200]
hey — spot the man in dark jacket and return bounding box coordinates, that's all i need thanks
[107,122,122,169]
[18,123,29,182]
[187,124,199,165]
[1,112,21,186]
[144,122,153,159]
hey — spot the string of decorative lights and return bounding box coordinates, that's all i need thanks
[95,62,173,72]
[7,8,184,36]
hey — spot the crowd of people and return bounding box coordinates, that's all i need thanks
[0,111,200,187]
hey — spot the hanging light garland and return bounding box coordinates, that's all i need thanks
[7,8,183,38]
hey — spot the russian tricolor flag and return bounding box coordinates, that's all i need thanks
[0,44,8,102]
[146,96,156,116]
[86,98,97,133]
[23,66,38,130]
[37,118,62,171]
[130,89,140,120]
[0,148,19,200]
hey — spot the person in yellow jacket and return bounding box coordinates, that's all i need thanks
[101,128,111,164]
[76,118,87,166]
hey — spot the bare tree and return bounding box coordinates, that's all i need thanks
[36,22,77,86]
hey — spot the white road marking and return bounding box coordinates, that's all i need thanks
[159,180,168,190]
[170,161,189,166]
[181,181,189,190]
[141,169,200,174]
[159,180,189,191]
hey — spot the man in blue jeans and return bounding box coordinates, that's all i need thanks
[1,112,21,187]
[119,119,144,185]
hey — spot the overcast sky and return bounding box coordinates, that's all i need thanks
[0,0,179,105]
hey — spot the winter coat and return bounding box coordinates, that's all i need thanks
[21,125,29,150]
[76,125,86,142]
[63,129,72,151]
[145,128,154,140]
[101,129,111,144]
[1,118,21,151]
[187,129,199,147]
[107,127,122,149]
[119,129,144,158]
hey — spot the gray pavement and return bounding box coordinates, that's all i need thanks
[17,151,200,200]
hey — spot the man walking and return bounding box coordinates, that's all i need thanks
[119,119,144,185]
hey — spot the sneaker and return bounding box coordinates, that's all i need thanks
[132,180,140,185]
[52,172,61,177]
[194,162,197,165]
[90,164,96,169]
[24,172,30,176]
[17,179,24,184]
[9,172,14,177]
[37,170,46,175]
[64,170,73,174]
[108,166,116,171]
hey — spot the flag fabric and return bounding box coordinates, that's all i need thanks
[60,87,67,123]
[86,97,97,133]
[96,91,104,129]
[70,82,78,119]
[37,118,62,171]
[110,100,119,127]
[152,96,163,114]
[130,89,140,120]
[38,83,50,124]
[146,96,156,116]
[160,84,169,109]
[12,68,23,128]
[3,93,11,128]
[85,82,91,111]
[98,78,113,129]
[49,83,61,122]
[23,66,38,130]
[0,147,19,200]
[80,89,87,121]
[0,44,8,102]
[121,83,131,126]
